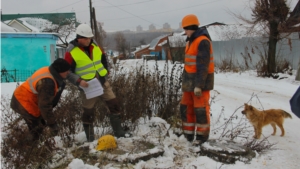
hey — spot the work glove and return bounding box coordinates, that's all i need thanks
[48,123,59,136]
[194,87,202,97]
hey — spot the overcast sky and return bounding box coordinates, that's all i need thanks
[2,0,298,32]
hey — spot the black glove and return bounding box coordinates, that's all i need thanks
[48,123,59,136]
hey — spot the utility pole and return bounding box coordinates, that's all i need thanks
[89,0,94,33]
[92,7,100,45]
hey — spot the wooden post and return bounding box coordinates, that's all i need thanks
[92,7,100,46]
[89,0,94,33]
[296,61,300,81]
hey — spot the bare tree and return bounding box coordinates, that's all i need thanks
[114,32,129,59]
[43,17,77,47]
[168,36,186,63]
[235,0,293,76]
[139,38,146,45]
[94,21,106,48]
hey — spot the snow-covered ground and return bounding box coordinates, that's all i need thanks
[1,59,300,169]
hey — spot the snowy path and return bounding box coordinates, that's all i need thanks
[210,72,300,169]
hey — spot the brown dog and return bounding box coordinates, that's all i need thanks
[241,103,292,139]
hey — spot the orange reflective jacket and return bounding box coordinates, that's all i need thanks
[184,36,214,74]
[13,67,58,117]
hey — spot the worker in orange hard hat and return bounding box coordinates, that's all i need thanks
[180,14,214,145]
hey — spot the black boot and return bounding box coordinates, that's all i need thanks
[184,134,194,142]
[109,114,128,138]
[195,135,208,145]
[83,123,95,142]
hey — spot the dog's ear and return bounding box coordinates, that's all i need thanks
[249,105,253,110]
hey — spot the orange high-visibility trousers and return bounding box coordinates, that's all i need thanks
[180,91,210,137]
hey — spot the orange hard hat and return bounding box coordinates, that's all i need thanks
[181,14,200,28]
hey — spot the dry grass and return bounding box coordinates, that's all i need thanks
[1,60,182,168]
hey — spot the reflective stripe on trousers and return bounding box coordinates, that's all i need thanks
[180,91,210,135]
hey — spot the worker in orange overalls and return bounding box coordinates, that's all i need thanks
[180,14,214,145]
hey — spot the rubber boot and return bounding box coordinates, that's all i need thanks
[83,123,95,142]
[195,135,209,145]
[184,134,194,142]
[109,114,127,138]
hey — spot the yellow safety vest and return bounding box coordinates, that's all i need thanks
[71,43,107,80]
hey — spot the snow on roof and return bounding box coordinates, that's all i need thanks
[158,40,167,46]
[5,18,40,32]
[205,24,248,41]
[170,24,263,42]
[206,24,263,41]
[17,18,41,32]
[1,22,20,32]
[18,17,52,31]
[168,33,186,47]
[132,44,150,53]
[149,34,170,50]
[4,17,77,44]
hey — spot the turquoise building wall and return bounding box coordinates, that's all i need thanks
[1,33,58,82]
[1,33,58,70]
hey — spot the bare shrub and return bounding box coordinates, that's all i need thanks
[110,60,182,125]
[216,57,241,73]
[1,60,183,168]
[240,43,293,78]
[243,137,277,153]
[276,58,292,75]
[211,92,277,153]
[1,97,58,169]
[215,49,243,73]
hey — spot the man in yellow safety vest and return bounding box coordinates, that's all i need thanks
[64,24,130,142]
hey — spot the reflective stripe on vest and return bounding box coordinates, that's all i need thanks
[29,72,54,94]
[13,67,58,117]
[27,67,57,94]
[184,36,214,73]
[71,43,107,80]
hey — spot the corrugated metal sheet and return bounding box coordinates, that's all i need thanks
[212,35,300,69]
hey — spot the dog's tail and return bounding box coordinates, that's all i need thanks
[283,111,292,119]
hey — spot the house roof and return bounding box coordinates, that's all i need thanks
[7,19,41,32]
[132,44,150,54]
[1,22,19,32]
[168,33,186,47]
[2,12,76,25]
[168,23,263,47]
[285,1,300,32]
[158,40,167,47]
[7,19,33,32]
[149,34,170,50]
[205,24,255,41]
